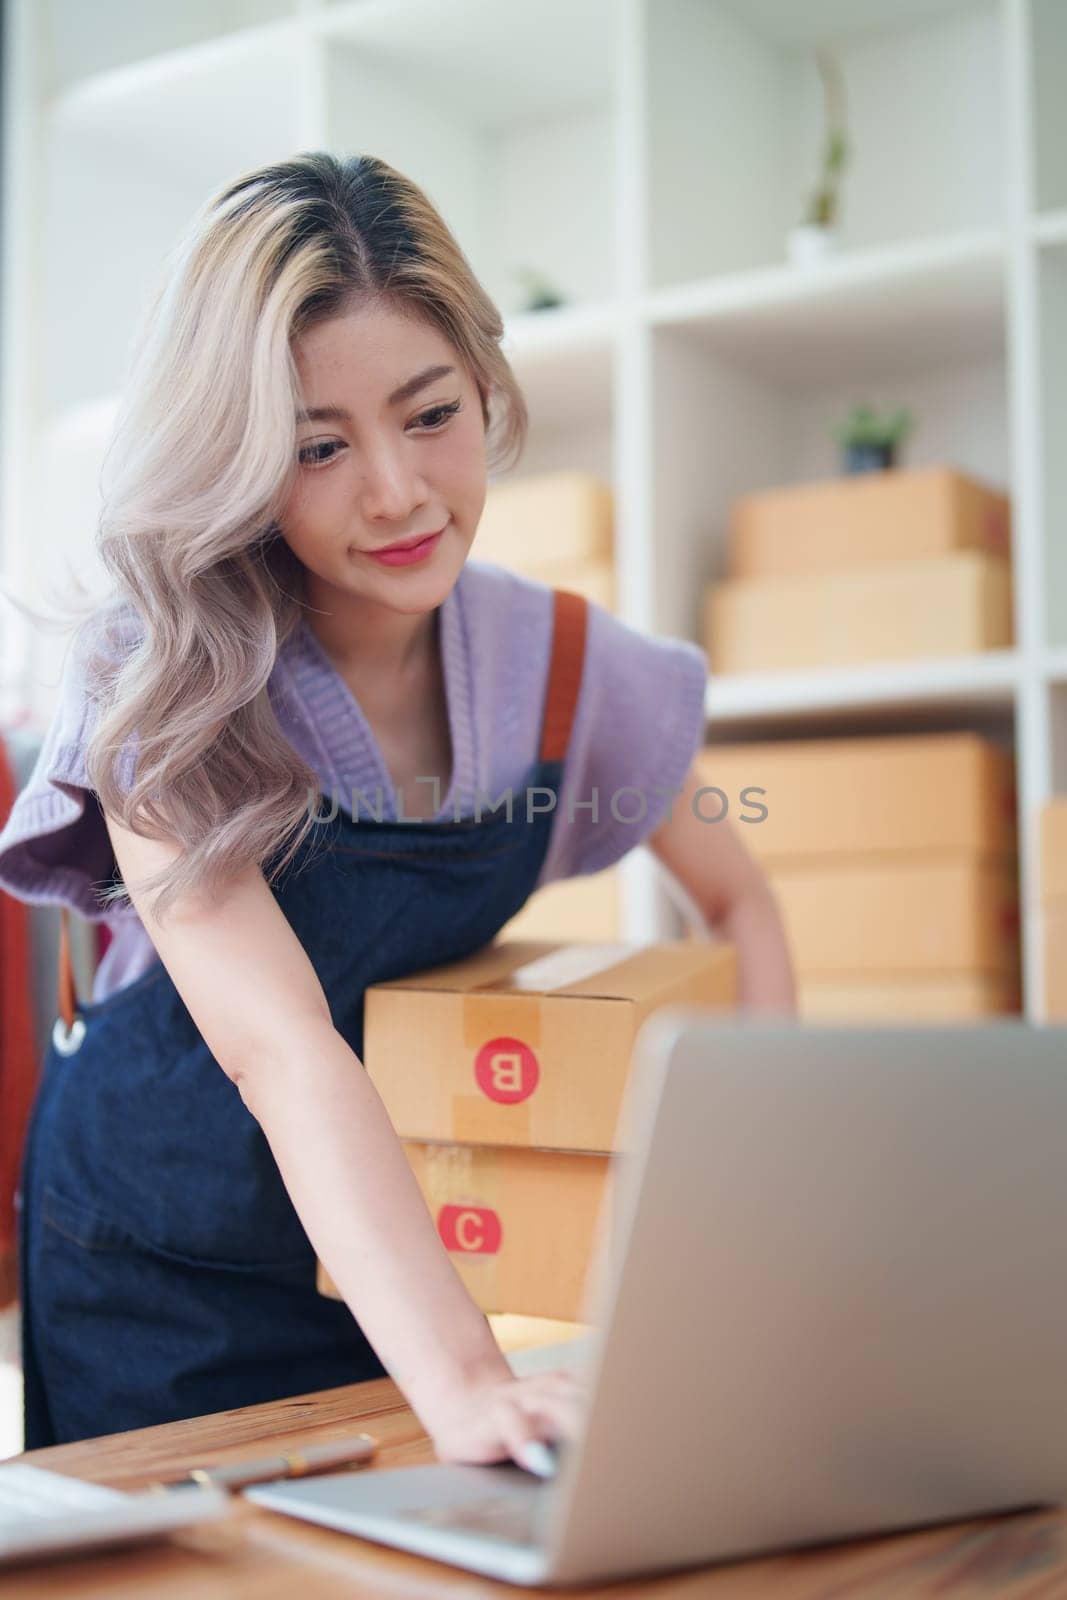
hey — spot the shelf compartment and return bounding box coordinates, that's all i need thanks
[1036,248,1067,648]
[43,30,305,416]
[320,0,613,124]
[706,651,1019,720]
[1031,0,1067,216]
[501,305,618,470]
[320,0,620,319]
[40,0,293,99]
[643,0,1004,289]
[1051,685,1067,794]
[647,231,1005,385]
[1046,649,1067,684]
[648,294,1010,673]
[1033,211,1067,249]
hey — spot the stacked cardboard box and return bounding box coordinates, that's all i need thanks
[1041,800,1067,1020]
[694,731,1020,1020]
[317,939,736,1319]
[704,467,1013,673]
[475,470,615,612]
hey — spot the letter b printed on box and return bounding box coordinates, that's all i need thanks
[474,1036,540,1104]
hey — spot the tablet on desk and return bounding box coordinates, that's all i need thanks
[0,1461,228,1566]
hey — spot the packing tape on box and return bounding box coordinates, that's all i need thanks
[458,995,539,1143]
[462,994,542,1048]
[419,1143,495,1207]
[476,944,630,994]
[419,1145,504,1304]
[460,934,633,1049]
[461,945,629,1045]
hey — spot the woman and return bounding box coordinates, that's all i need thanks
[0,153,796,1458]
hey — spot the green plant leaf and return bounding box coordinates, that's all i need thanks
[831,401,913,448]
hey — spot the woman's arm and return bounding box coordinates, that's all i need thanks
[646,761,798,1016]
[104,810,584,1469]
[234,1019,585,1467]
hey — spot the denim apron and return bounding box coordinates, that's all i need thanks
[17,589,589,1447]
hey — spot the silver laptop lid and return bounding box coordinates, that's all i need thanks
[542,1016,1067,1586]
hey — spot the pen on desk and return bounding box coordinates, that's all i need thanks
[153,1432,378,1493]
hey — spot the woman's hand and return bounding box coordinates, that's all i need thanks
[426,1366,588,1475]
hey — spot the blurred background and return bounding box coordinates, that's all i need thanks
[1,0,1066,1445]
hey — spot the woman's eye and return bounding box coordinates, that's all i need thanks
[297,399,462,468]
[298,440,342,468]
[412,399,463,431]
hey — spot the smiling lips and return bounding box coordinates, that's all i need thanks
[365,525,446,567]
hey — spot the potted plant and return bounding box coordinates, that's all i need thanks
[512,265,566,313]
[787,51,848,267]
[832,403,912,473]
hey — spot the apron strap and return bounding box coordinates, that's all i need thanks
[538,588,589,765]
[57,905,79,1031]
[56,587,593,1025]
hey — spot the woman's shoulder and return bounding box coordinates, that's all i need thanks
[455,557,706,684]
[455,556,555,620]
[456,557,634,669]
[0,600,146,916]
[452,557,559,684]
[59,598,146,720]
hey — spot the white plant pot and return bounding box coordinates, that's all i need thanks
[787,224,839,267]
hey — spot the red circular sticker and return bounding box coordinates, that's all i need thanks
[473,1036,540,1104]
[438,1204,502,1255]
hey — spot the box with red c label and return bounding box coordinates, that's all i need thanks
[318,1143,613,1321]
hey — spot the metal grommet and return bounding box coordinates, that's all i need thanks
[52,1016,86,1056]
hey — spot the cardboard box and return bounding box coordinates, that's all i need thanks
[408,1143,610,1320]
[729,467,1011,579]
[766,856,1020,975]
[318,1144,613,1320]
[695,733,1016,862]
[364,939,737,1151]
[1045,904,1067,1020]
[475,471,613,570]
[705,551,1013,674]
[798,973,1021,1022]
[500,867,621,943]
[1040,799,1067,904]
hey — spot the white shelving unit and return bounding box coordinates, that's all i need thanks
[2,0,1065,1015]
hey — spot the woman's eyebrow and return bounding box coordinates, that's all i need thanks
[389,363,455,405]
[295,364,456,423]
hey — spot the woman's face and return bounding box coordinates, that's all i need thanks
[280,298,488,617]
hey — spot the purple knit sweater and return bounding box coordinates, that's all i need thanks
[0,560,708,1003]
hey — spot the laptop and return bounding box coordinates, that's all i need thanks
[246,1014,1067,1587]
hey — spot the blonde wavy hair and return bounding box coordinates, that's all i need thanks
[7,153,528,924]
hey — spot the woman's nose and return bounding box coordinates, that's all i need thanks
[358,440,425,522]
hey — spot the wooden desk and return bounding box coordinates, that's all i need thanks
[6,1377,1067,1598]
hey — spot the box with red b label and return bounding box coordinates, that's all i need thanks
[362,938,737,1152]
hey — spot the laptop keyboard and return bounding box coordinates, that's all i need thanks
[397,1493,541,1547]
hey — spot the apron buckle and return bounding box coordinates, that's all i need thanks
[52,1016,86,1056]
